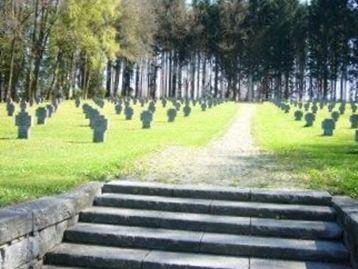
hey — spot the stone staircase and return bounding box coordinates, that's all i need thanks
[43,181,352,269]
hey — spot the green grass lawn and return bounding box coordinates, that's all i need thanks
[0,101,239,206]
[253,102,358,198]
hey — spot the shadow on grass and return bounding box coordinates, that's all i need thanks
[0,137,15,140]
[67,141,92,144]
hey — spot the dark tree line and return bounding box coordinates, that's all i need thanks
[0,0,357,103]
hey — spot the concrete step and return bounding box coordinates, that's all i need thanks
[43,267,91,269]
[63,223,349,263]
[102,181,332,205]
[80,207,342,240]
[94,193,336,221]
[45,243,351,269]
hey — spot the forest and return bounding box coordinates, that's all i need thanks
[0,0,357,103]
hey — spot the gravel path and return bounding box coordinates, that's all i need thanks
[127,104,303,188]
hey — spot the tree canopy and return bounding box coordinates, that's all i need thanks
[0,0,357,102]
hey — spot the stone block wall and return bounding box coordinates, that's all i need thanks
[332,196,358,269]
[0,182,102,269]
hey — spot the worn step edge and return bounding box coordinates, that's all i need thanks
[103,181,332,205]
[80,207,342,240]
[94,193,336,221]
[45,244,351,269]
[63,223,349,263]
[45,243,249,269]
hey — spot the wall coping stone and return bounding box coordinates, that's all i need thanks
[0,182,102,246]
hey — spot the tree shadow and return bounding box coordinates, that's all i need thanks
[0,137,15,140]
[66,141,92,144]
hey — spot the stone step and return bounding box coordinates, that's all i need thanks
[63,223,349,263]
[94,193,336,221]
[45,243,351,269]
[80,207,342,240]
[43,267,90,269]
[102,181,332,205]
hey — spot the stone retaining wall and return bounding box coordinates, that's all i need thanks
[332,196,358,269]
[0,182,102,269]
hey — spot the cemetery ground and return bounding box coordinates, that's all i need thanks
[0,100,357,207]
[254,103,358,198]
[0,101,238,206]
[132,103,358,199]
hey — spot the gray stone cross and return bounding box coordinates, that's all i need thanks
[92,115,108,143]
[46,105,54,118]
[36,107,48,125]
[201,103,207,112]
[183,105,192,117]
[125,106,134,120]
[167,108,177,122]
[15,112,32,139]
[6,102,15,117]
[294,110,303,121]
[304,113,315,127]
[115,103,123,115]
[148,102,156,114]
[331,111,340,122]
[140,110,153,129]
[322,119,336,136]
[350,114,358,129]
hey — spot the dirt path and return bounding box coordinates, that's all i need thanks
[127,104,303,188]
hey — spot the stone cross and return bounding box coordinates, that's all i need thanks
[322,119,336,136]
[140,110,153,129]
[52,99,59,112]
[294,110,303,121]
[7,102,15,117]
[15,112,32,139]
[304,103,310,111]
[92,115,108,143]
[89,109,100,128]
[284,105,290,114]
[46,105,54,118]
[331,111,340,122]
[311,105,318,114]
[75,98,81,108]
[125,106,134,120]
[183,105,192,117]
[201,103,207,112]
[328,103,335,113]
[350,114,358,129]
[36,107,48,125]
[162,99,167,108]
[167,108,177,122]
[208,99,213,109]
[148,102,156,114]
[339,104,346,115]
[20,100,28,112]
[115,103,123,115]
[174,102,181,111]
[304,113,315,127]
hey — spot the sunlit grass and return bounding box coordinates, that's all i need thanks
[253,102,358,198]
[0,100,239,206]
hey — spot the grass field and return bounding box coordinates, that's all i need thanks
[0,101,239,206]
[254,103,358,198]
